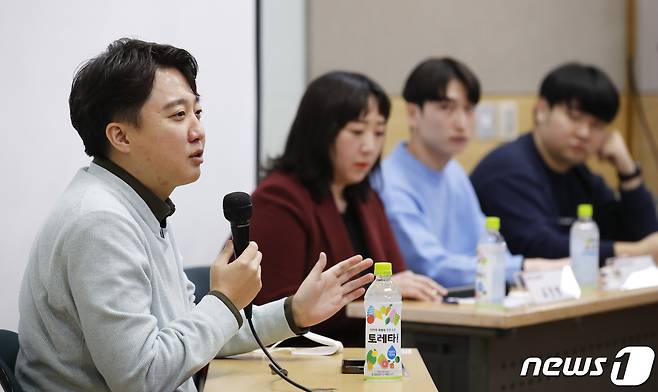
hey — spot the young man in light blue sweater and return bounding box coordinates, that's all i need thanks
[16,38,374,392]
[378,58,554,288]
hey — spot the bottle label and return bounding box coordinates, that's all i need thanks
[571,233,599,286]
[364,301,402,379]
[476,243,505,304]
[579,237,598,256]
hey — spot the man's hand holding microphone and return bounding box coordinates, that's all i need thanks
[210,240,374,329]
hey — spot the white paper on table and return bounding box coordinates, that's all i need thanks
[226,331,343,359]
[289,332,343,356]
[621,266,658,290]
[612,256,658,290]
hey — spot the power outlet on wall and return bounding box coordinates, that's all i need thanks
[475,101,496,140]
[497,100,518,141]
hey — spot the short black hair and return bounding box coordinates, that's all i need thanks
[269,71,390,202]
[69,38,199,157]
[539,63,619,123]
[403,57,480,107]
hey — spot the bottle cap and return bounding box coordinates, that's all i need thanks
[373,262,392,277]
[577,204,593,218]
[485,216,500,231]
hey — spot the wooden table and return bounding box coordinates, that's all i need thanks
[347,286,658,391]
[205,347,438,391]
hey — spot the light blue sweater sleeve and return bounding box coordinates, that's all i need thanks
[385,203,479,287]
[383,188,523,287]
[379,145,522,288]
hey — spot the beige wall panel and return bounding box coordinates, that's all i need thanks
[632,95,658,195]
[636,0,658,92]
[309,0,625,94]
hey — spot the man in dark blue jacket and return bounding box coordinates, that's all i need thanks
[471,63,658,263]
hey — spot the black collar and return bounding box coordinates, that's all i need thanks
[93,157,175,227]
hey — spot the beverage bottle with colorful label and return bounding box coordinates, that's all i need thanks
[364,262,402,380]
[570,203,599,289]
[475,216,506,305]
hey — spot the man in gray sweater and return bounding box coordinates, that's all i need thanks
[16,38,374,392]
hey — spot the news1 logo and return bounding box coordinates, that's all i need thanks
[520,346,655,386]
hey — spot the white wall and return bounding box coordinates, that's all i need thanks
[0,1,256,330]
[259,0,307,170]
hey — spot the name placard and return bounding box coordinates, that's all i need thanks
[520,265,581,304]
[602,255,658,291]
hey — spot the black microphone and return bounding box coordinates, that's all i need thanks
[221,192,314,392]
[222,191,253,319]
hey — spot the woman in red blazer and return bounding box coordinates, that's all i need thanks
[252,71,446,346]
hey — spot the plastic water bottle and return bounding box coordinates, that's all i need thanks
[475,217,506,305]
[570,204,599,289]
[364,262,402,380]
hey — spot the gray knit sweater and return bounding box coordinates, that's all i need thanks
[16,163,297,392]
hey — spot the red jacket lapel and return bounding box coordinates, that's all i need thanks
[314,195,353,265]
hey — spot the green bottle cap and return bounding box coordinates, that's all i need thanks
[485,216,501,231]
[577,204,593,218]
[373,262,392,277]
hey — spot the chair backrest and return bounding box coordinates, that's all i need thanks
[0,329,23,392]
[0,330,19,375]
[184,266,210,305]
[183,267,210,392]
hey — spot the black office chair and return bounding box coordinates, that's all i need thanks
[0,329,23,392]
[184,266,210,305]
[184,266,211,391]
